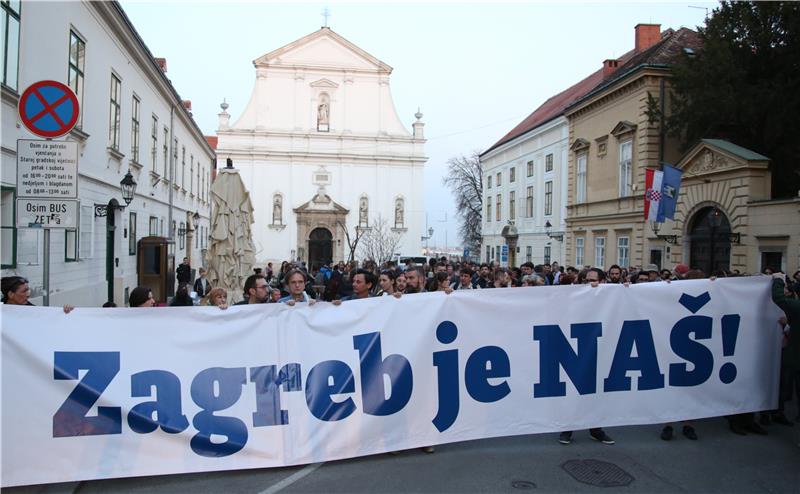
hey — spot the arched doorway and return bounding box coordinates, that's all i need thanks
[689,206,731,276]
[308,227,333,270]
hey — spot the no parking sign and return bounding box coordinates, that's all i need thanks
[18,80,79,138]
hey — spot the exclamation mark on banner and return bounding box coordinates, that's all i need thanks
[718,314,740,384]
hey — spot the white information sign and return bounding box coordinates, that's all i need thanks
[16,198,78,229]
[16,139,78,198]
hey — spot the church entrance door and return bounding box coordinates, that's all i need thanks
[689,206,731,276]
[308,227,333,270]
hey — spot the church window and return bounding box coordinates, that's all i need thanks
[394,197,404,228]
[272,194,283,226]
[359,196,369,228]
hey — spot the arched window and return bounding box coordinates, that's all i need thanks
[358,195,369,228]
[394,197,405,228]
[272,194,283,226]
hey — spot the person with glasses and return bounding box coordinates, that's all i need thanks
[233,274,271,305]
[2,276,74,313]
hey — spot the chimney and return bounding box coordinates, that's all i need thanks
[154,57,167,72]
[635,24,661,53]
[603,59,621,78]
[183,100,192,111]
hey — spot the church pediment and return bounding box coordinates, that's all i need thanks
[294,192,349,214]
[254,28,392,73]
[677,139,769,177]
[310,78,339,89]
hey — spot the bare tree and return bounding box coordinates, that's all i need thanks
[442,151,483,253]
[357,215,404,265]
[336,220,365,263]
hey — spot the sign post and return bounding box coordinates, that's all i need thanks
[17,81,80,306]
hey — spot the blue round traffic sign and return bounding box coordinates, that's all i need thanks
[18,80,80,138]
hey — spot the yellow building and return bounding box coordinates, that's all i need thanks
[563,24,799,274]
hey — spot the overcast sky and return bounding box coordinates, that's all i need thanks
[120,0,713,251]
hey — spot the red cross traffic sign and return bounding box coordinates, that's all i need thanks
[18,80,80,138]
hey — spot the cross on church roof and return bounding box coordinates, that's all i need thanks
[321,7,331,28]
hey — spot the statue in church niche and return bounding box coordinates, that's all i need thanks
[273,195,282,225]
[395,199,404,228]
[359,197,368,227]
[317,93,330,127]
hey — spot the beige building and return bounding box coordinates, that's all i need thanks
[563,24,799,275]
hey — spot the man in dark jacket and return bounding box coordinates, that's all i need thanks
[176,257,191,285]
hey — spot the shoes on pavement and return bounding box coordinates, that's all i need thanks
[771,413,794,427]
[421,446,435,454]
[558,432,572,445]
[729,424,748,435]
[759,413,771,426]
[744,422,768,435]
[590,430,615,445]
[682,425,698,440]
[660,426,673,441]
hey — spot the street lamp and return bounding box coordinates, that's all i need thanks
[650,221,678,244]
[94,169,138,217]
[544,220,563,241]
[421,226,434,251]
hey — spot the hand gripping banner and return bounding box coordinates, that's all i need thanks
[0,277,781,486]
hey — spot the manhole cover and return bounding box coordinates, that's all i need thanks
[511,480,536,490]
[562,459,634,487]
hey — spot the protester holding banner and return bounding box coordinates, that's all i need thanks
[770,273,800,425]
[2,276,74,313]
[233,274,271,305]
[128,286,155,308]
[279,269,315,305]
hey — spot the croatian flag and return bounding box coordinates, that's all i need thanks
[644,168,664,222]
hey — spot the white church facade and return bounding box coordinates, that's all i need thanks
[215,27,427,268]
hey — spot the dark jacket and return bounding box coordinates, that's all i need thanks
[176,263,191,284]
[193,277,211,297]
[772,278,800,371]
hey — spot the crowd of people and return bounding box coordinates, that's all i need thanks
[2,256,798,448]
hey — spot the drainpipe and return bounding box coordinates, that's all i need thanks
[659,78,665,165]
[168,106,175,241]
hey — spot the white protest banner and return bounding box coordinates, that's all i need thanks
[0,277,782,487]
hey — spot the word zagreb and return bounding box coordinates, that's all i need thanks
[53,307,740,458]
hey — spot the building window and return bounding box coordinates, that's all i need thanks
[196,162,200,198]
[151,115,158,173]
[394,197,404,228]
[509,166,516,183]
[575,237,584,267]
[181,148,186,190]
[486,245,491,263]
[544,181,553,216]
[68,30,85,128]
[496,172,501,187]
[79,204,94,259]
[189,154,194,194]
[617,236,629,268]
[526,160,533,177]
[544,245,551,264]
[17,229,41,265]
[526,246,532,263]
[545,153,553,172]
[495,194,501,222]
[131,95,140,163]
[1,187,16,268]
[487,200,492,223]
[595,236,606,269]
[509,191,515,220]
[173,138,178,183]
[65,229,77,262]
[576,154,587,204]
[162,127,169,177]
[149,216,158,236]
[272,194,283,225]
[526,186,534,217]
[1,0,20,91]
[129,212,137,255]
[108,73,121,150]
[619,139,632,197]
[487,175,492,189]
